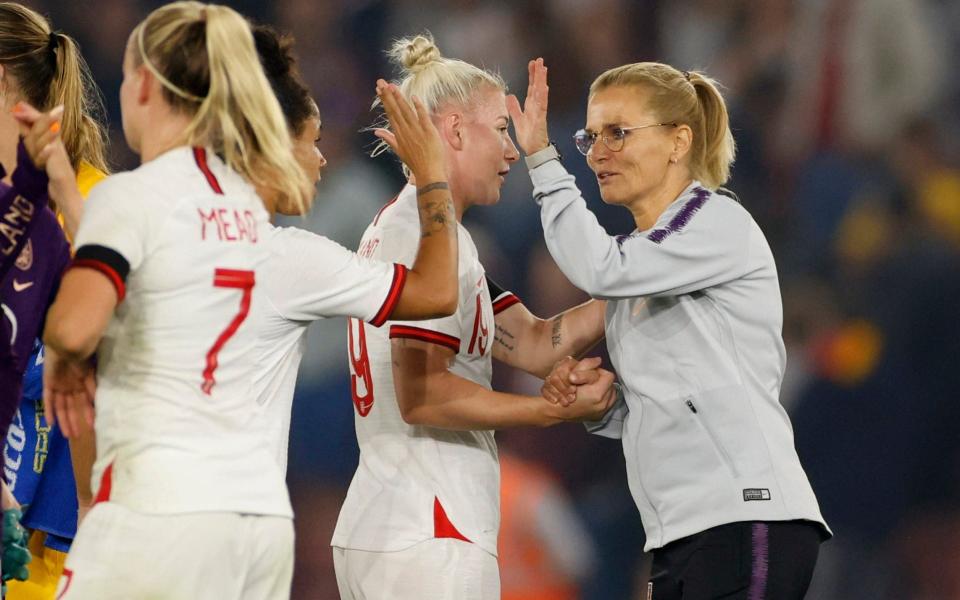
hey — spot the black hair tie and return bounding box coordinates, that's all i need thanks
[47,31,59,58]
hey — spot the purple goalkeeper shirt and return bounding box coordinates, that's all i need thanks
[0,142,70,435]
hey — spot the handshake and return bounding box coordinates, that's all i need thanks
[540,356,619,423]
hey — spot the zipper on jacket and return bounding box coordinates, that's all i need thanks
[685,397,740,478]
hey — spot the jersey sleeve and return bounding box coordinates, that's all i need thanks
[71,174,151,302]
[486,275,521,315]
[530,161,755,300]
[267,226,407,326]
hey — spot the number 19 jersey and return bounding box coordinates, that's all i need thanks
[71,147,290,518]
[333,184,502,556]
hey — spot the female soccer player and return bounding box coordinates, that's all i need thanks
[248,25,459,473]
[0,4,109,596]
[39,3,312,598]
[510,58,831,599]
[332,34,615,600]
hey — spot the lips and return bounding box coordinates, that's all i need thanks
[596,171,618,183]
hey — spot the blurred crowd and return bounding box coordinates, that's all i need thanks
[22,0,960,597]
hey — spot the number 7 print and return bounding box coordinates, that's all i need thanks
[202,268,255,395]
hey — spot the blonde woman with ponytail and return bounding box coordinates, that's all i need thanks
[37,4,307,598]
[333,34,615,600]
[510,60,831,599]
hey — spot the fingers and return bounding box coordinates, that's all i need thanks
[377,80,413,135]
[506,94,523,124]
[411,95,436,134]
[373,128,399,153]
[10,101,43,124]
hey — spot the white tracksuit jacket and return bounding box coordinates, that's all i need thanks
[528,159,830,551]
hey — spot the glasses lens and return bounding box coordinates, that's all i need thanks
[605,126,626,152]
[573,130,593,155]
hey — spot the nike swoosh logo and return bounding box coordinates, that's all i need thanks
[12,280,33,292]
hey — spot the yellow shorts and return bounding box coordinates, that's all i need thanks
[6,531,67,600]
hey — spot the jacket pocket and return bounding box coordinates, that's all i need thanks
[684,395,740,478]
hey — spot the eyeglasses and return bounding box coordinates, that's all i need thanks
[573,123,676,156]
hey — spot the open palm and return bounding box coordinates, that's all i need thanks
[507,58,551,156]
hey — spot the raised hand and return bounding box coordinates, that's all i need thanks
[11,102,67,171]
[374,79,445,183]
[12,101,83,237]
[43,347,97,439]
[506,58,550,155]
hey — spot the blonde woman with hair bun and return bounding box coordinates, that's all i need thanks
[510,59,831,599]
[35,3,311,598]
[333,33,615,600]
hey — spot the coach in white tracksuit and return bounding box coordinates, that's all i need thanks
[508,60,830,599]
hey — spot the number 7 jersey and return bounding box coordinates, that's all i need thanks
[71,147,290,518]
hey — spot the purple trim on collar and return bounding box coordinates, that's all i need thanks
[646,187,710,244]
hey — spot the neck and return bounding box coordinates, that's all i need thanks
[0,112,19,183]
[627,171,695,231]
[137,110,194,163]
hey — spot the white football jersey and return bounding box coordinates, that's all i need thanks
[332,184,511,557]
[72,147,290,517]
[252,223,408,471]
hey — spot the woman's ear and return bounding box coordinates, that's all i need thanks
[672,123,693,163]
[440,112,464,151]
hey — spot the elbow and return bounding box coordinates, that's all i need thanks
[434,286,458,318]
[423,285,457,319]
[398,398,429,426]
[43,318,97,361]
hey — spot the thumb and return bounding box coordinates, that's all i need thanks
[573,356,602,372]
[373,129,398,153]
[506,94,523,125]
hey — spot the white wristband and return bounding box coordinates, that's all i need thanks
[524,143,561,170]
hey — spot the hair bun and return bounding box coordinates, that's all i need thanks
[390,33,442,74]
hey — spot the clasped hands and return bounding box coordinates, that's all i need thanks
[540,356,618,422]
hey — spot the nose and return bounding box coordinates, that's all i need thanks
[505,136,520,163]
[317,150,328,169]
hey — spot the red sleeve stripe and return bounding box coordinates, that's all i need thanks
[390,325,460,353]
[492,293,521,315]
[370,264,408,327]
[193,147,224,194]
[70,258,126,303]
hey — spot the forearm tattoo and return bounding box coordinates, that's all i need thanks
[494,324,516,352]
[416,182,454,239]
[551,314,563,349]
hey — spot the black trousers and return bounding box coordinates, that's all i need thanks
[647,520,824,600]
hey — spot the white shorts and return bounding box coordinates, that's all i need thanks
[56,502,294,600]
[333,539,500,600]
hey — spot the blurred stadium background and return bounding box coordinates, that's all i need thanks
[21,0,960,597]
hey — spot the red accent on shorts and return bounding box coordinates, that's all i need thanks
[94,462,113,504]
[193,147,224,194]
[389,325,460,353]
[69,258,126,303]
[56,567,74,599]
[433,497,471,543]
[492,293,520,315]
[370,264,408,327]
[372,192,401,226]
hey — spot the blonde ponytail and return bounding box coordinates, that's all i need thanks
[133,2,312,212]
[0,2,109,172]
[590,63,736,189]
